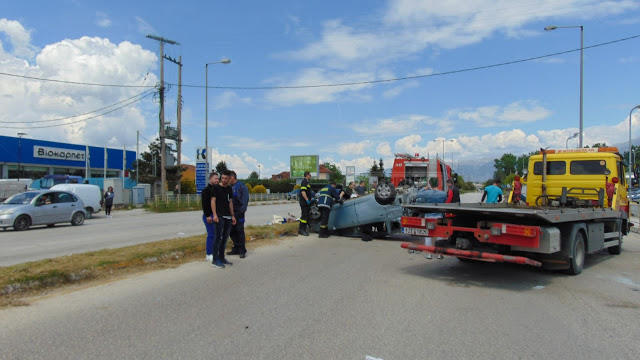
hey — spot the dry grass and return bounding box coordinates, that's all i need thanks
[0,222,300,308]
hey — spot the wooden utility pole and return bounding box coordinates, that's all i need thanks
[165,54,183,195]
[146,34,179,197]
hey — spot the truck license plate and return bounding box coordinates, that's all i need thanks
[403,227,428,236]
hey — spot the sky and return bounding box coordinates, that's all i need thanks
[1,0,640,181]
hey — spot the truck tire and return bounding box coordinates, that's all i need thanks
[374,182,396,205]
[567,231,585,275]
[608,237,622,255]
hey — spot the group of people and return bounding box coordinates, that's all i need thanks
[201,170,250,269]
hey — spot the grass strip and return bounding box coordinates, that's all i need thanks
[0,222,299,308]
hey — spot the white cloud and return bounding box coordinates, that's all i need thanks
[95,12,112,28]
[0,30,158,149]
[337,140,372,155]
[352,114,435,136]
[457,100,551,126]
[213,91,252,110]
[264,67,374,106]
[377,142,392,156]
[0,18,38,58]
[382,80,419,99]
[135,16,155,35]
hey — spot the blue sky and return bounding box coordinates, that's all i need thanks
[1,0,640,180]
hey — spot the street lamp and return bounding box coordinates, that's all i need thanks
[433,138,455,161]
[17,132,27,180]
[629,105,640,187]
[205,58,231,172]
[545,25,584,148]
[258,164,261,179]
[566,132,579,149]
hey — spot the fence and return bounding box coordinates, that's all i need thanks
[149,193,295,205]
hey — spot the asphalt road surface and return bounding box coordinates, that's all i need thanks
[0,202,301,266]
[1,232,639,359]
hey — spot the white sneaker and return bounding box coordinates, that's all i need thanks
[206,254,213,262]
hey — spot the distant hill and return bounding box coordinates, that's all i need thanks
[454,159,494,183]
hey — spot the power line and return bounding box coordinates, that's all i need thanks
[0,89,156,124]
[0,33,638,91]
[0,91,154,129]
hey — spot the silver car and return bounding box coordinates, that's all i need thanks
[0,190,87,231]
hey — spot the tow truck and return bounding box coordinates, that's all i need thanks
[400,147,630,275]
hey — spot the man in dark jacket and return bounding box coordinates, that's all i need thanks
[445,179,460,203]
[211,170,236,269]
[228,170,250,258]
[298,171,312,236]
[201,172,219,262]
[317,182,341,238]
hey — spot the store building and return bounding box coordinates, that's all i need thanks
[0,135,136,180]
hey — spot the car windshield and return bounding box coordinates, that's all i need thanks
[3,192,40,204]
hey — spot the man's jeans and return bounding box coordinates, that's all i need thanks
[230,216,246,254]
[214,217,232,262]
[202,214,216,256]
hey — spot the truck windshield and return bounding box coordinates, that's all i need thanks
[570,160,607,175]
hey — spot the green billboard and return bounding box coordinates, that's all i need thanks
[290,155,319,178]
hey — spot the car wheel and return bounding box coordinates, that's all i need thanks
[567,231,585,275]
[47,224,55,228]
[374,182,396,205]
[14,215,31,231]
[85,207,94,219]
[71,211,85,226]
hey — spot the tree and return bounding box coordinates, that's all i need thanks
[130,138,181,187]
[215,161,228,175]
[248,171,259,180]
[492,153,517,180]
[181,179,196,194]
[585,142,607,148]
[369,160,382,179]
[323,162,345,184]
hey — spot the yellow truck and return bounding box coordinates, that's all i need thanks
[400,147,630,275]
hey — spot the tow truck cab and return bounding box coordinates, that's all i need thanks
[526,147,629,213]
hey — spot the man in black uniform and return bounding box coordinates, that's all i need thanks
[201,172,218,262]
[298,171,312,236]
[211,170,236,269]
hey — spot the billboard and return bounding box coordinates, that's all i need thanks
[290,155,319,178]
[195,146,210,195]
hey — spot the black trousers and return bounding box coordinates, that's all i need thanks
[230,219,247,254]
[319,206,331,236]
[300,203,310,225]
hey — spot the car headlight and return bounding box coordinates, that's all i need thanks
[0,209,16,215]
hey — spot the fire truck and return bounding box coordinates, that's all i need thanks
[390,153,452,190]
[399,147,629,275]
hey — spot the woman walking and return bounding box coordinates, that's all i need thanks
[104,186,114,218]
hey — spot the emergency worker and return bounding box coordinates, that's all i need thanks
[317,182,341,238]
[298,171,312,236]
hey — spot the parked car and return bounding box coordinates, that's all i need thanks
[287,189,316,201]
[0,190,87,231]
[51,183,102,218]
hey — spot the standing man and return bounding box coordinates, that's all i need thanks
[298,171,312,236]
[445,179,460,203]
[228,170,249,258]
[317,182,341,238]
[201,172,219,262]
[481,179,503,204]
[355,181,366,196]
[211,170,236,269]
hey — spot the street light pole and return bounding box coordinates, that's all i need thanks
[433,138,455,161]
[17,132,27,181]
[258,164,261,179]
[545,25,584,147]
[566,132,579,149]
[629,105,640,187]
[205,59,231,173]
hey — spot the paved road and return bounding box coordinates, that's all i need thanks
[0,202,301,266]
[1,232,639,359]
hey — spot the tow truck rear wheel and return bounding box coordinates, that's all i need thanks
[567,231,585,275]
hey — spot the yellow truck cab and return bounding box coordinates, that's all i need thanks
[526,147,629,213]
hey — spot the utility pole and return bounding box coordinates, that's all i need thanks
[164,54,183,195]
[136,130,139,185]
[146,34,179,197]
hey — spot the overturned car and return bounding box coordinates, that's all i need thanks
[308,182,446,241]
